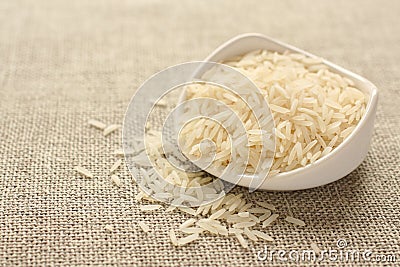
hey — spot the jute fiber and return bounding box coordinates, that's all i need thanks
[0,0,399,265]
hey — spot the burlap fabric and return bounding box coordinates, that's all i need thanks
[1,0,399,266]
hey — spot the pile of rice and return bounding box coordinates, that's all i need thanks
[181,49,368,175]
[77,49,368,249]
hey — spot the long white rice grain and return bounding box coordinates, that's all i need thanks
[252,230,273,242]
[255,201,276,211]
[169,229,178,246]
[110,159,122,174]
[238,212,250,218]
[248,213,260,223]
[227,215,252,224]
[243,227,258,242]
[238,203,252,213]
[181,227,204,234]
[262,214,279,228]
[285,216,306,226]
[235,233,248,248]
[74,166,93,179]
[259,211,272,221]
[233,221,256,229]
[248,207,270,214]
[196,221,219,235]
[140,205,162,211]
[177,233,199,246]
[201,205,212,216]
[103,124,121,136]
[209,208,226,220]
[228,228,244,235]
[340,126,356,139]
[179,218,197,229]
[269,104,290,114]
[321,146,333,157]
[228,198,242,212]
[88,119,106,130]
[213,224,229,236]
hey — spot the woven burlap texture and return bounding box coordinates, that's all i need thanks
[1,0,399,266]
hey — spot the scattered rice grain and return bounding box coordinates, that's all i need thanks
[252,230,274,242]
[262,214,279,228]
[138,221,150,233]
[179,218,197,229]
[285,216,306,226]
[140,205,162,211]
[110,159,122,173]
[103,124,121,136]
[74,166,93,179]
[88,119,106,130]
[177,233,199,246]
[111,175,122,187]
[235,233,248,248]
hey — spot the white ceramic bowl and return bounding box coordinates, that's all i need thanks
[182,33,378,191]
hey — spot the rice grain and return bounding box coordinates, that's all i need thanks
[285,216,306,226]
[177,233,199,246]
[74,166,93,179]
[179,218,197,229]
[88,119,106,130]
[110,159,122,174]
[138,221,150,233]
[235,233,248,248]
[140,205,162,211]
[169,229,178,246]
[252,230,273,242]
[111,175,122,187]
[103,124,121,136]
[262,214,279,228]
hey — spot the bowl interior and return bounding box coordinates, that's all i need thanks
[200,34,378,180]
[178,33,378,190]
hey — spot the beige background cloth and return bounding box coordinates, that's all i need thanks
[1,0,399,266]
